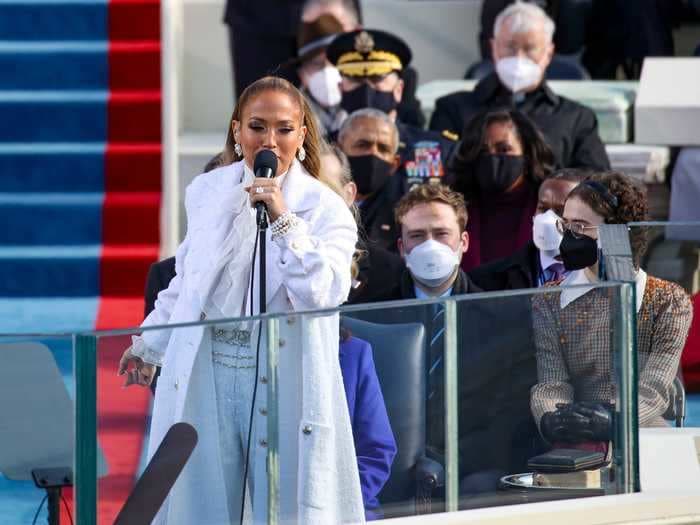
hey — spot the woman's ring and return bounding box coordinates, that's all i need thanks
[255,187,264,194]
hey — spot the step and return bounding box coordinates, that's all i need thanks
[0,143,161,193]
[0,191,159,245]
[0,244,159,297]
[0,41,160,91]
[0,245,99,296]
[0,91,160,142]
[0,0,159,42]
[100,244,159,296]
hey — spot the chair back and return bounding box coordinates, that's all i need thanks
[341,316,427,503]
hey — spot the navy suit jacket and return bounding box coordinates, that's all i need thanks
[339,336,397,520]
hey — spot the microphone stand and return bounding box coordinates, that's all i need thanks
[257,206,268,315]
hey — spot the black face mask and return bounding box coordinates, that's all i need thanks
[340,83,398,114]
[475,154,525,194]
[559,230,599,271]
[348,154,394,196]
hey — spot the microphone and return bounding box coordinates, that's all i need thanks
[253,149,278,225]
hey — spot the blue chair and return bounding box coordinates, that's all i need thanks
[341,316,444,518]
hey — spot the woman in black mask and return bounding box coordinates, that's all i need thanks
[531,171,693,450]
[449,109,555,271]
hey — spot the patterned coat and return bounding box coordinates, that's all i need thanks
[530,275,693,429]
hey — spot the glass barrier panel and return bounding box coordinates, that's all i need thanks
[0,334,76,525]
[624,221,700,429]
[84,280,638,523]
[93,315,273,525]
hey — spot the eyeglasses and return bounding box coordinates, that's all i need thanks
[556,219,598,239]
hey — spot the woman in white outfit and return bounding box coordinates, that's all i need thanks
[118,76,365,525]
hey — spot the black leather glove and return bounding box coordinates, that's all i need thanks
[565,402,613,441]
[540,407,571,443]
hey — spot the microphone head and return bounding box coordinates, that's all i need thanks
[253,149,278,177]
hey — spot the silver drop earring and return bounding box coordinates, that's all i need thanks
[234,143,242,156]
[297,146,306,162]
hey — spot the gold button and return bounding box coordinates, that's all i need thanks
[302,425,312,435]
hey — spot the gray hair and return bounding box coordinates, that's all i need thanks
[337,108,400,154]
[494,1,555,43]
[301,0,360,27]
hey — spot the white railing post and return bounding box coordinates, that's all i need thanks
[160,0,184,257]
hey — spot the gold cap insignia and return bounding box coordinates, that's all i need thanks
[354,31,374,54]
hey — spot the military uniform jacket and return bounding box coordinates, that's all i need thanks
[428,73,610,171]
[396,121,456,192]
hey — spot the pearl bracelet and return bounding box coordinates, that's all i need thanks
[270,211,300,239]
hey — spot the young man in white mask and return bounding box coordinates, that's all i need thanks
[429,2,609,171]
[379,183,479,300]
[468,169,589,291]
[373,184,543,493]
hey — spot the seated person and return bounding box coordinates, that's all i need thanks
[291,14,346,140]
[448,108,555,271]
[430,2,609,171]
[531,172,694,447]
[337,108,402,252]
[327,28,455,195]
[319,143,404,303]
[339,326,397,521]
[469,168,590,290]
[372,184,538,492]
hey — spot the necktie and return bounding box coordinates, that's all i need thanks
[545,262,566,283]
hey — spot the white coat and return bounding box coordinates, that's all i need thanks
[138,159,365,524]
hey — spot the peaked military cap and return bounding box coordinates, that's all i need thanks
[326,29,412,77]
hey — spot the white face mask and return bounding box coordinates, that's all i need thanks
[495,56,543,93]
[405,239,461,288]
[307,65,342,108]
[532,209,562,253]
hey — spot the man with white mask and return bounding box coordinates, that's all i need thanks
[383,184,478,300]
[430,2,609,171]
[292,14,346,139]
[469,169,590,291]
[373,183,544,492]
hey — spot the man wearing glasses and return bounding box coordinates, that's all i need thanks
[429,2,609,172]
[327,29,456,198]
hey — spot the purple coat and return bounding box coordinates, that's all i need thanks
[339,336,397,521]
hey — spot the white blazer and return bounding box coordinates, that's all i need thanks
[139,159,365,524]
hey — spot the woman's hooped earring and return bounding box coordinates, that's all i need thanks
[297,146,306,162]
[234,143,242,156]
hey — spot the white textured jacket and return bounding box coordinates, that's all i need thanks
[137,159,364,524]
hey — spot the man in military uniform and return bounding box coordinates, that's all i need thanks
[429,2,609,171]
[327,28,456,200]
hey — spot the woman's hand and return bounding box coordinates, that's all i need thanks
[118,346,156,387]
[246,177,288,222]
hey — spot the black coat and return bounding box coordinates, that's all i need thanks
[429,73,610,171]
[144,256,176,318]
[348,244,404,305]
[468,241,541,292]
[358,183,401,254]
[355,268,540,476]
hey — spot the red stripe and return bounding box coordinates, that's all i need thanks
[91,0,162,521]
